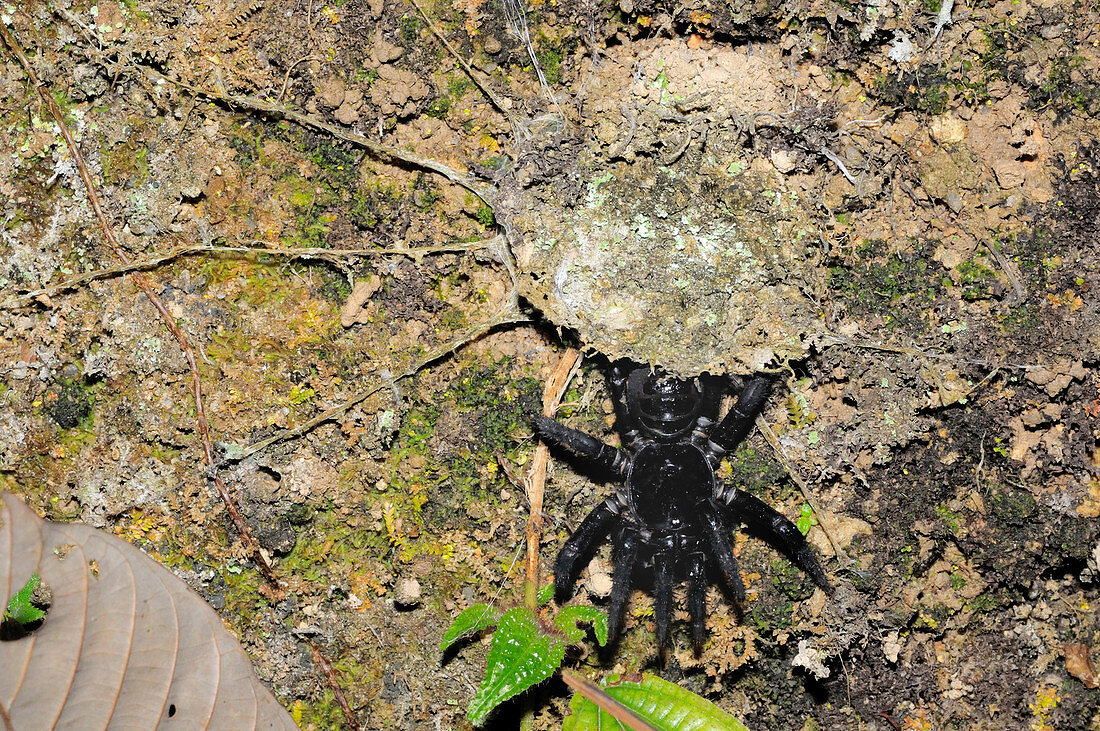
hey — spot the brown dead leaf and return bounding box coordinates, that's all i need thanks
[1065,643,1100,689]
[0,492,295,728]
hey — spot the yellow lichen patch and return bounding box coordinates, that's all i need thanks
[740,571,762,602]
[114,509,167,545]
[689,9,711,26]
[631,598,654,621]
[349,572,388,611]
[478,132,500,153]
[902,710,933,731]
[452,0,487,37]
[287,302,341,347]
[1047,289,1084,311]
[1029,685,1060,731]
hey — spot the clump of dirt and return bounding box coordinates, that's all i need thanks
[43,381,92,429]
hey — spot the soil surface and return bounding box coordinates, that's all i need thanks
[2,0,1100,728]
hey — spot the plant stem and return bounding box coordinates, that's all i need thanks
[520,347,580,730]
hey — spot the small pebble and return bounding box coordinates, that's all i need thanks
[586,570,613,599]
[394,577,421,608]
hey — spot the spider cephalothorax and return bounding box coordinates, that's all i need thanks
[536,361,832,648]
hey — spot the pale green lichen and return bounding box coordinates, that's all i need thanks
[501,43,825,375]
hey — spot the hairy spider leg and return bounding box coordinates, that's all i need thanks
[653,551,676,648]
[533,416,629,477]
[726,490,833,594]
[553,498,619,602]
[708,376,772,453]
[607,530,640,640]
[607,360,645,442]
[686,551,708,647]
[699,507,747,599]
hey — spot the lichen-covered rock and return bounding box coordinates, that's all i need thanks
[497,40,825,375]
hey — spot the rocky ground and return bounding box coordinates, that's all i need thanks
[2,0,1099,727]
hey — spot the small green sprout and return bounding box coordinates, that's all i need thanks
[795,504,818,536]
[475,205,495,226]
[4,573,46,625]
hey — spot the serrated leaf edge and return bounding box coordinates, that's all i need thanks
[467,607,565,725]
[440,604,502,654]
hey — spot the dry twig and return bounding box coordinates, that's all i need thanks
[0,241,493,311]
[307,640,362,731]
[520,347,580,731]
[525,348,581,606]
[409,0,514,119]
[0,23,279,586]
[755,416,847,563]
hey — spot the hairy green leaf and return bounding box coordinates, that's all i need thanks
[553,605,608,646]
[4,573,45,625]
[467,607,564,725]
[439,604,502,654]
[537,583,555,606]
[563,672,750,731]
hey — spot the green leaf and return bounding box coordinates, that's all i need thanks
[563,673,750,731]
[537,583,555,606]
[795,503,817,536]
[467,607,565,725]
[440,604,502,654]
[553,605,608,646]
[4,573,46,625]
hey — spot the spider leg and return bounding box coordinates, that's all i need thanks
[653,551,675,648]
[554,498,619,602]
[686,551,707,648]
[708,377,771,454]
[725,490,833,594]
[534,416,629,478]
[607,359,644,442]
[607,530,640,641]
[699,508,747,599]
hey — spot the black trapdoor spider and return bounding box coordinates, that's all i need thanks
[535,361,832,648]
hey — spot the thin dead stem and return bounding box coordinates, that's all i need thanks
[227,297,527,463]
[138,65,497,205]
[501,0,563,117]
[277,55,321,102]
[0,241,493,311]
[560,670,656,731]
[520,347,580,731]
[0,23,279,586]
[525,347,581,607]
[307,640,362,731]
[755,415,848,564]
[409,0,514,120]
[981,238,1027,304]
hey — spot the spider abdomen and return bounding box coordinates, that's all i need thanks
[626,443,714,532]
